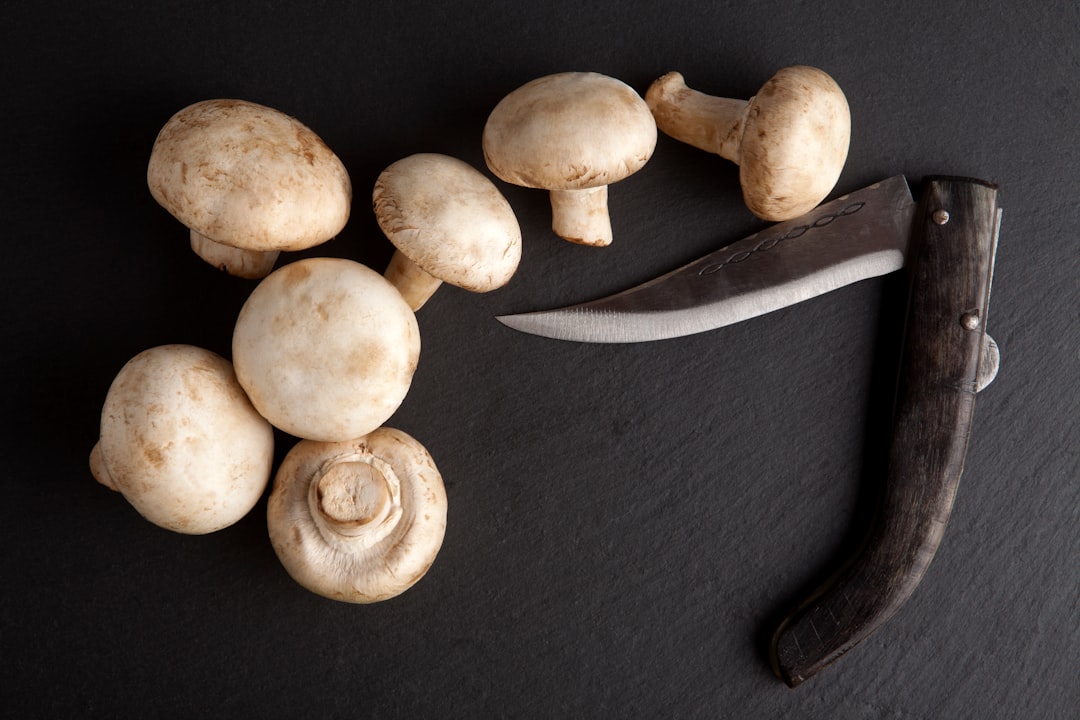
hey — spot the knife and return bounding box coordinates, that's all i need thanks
[497,176,1002,686]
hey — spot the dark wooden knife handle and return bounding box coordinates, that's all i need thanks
[770,177,1001,687]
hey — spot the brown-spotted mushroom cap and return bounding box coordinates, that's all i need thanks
[645,66,850,221]
[267,428,447,603]
[482,72,657,247]
[373,153,522,311]
[232,257,420,442]
[147,99,352,278]
[89,344,275,534]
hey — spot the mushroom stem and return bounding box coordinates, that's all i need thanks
[385,249,443,311]
[190,230,280,279]
[645,72,749,164]
[549,186,612,247]
[308,453,402,550]
[89,442,118,491]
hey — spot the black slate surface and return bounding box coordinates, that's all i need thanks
[3,1,1078,717]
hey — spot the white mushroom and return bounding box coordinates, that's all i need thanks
[482,72,657,247]
[89,344,274,534]
[147,99,352,278]
[645,66,851,221]
[232,257,420,442]
[373,153,522,311]
[266,427,447,603]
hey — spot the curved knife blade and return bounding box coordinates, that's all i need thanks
[497,176,915,342]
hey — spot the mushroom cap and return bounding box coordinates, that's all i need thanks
[147,99,352,252]
[482,72,657,191]
[232,257,420,442]
[373,153,521,292]
[95,344,274,534]
[267,428,448,603]
[738,66,851,220]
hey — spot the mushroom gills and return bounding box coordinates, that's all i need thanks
[267,429,448,603]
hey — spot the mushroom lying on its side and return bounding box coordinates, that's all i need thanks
[374,153,522,311]
[90,344,275,534]
[267,428,447,603]
[232,257,420,442]
[645,66,850,221]
[483,72,657,247]
[147,99,352,278]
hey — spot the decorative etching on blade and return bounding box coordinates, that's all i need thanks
[698,201,867,275]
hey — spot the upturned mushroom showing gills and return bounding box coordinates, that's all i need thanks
[645,66,850,221]
[147,99,352,278]
[373,153,522,311]
[232,257,420,442]
[482,72,657,247]
[89,344,275,534]
[267,428,447,603]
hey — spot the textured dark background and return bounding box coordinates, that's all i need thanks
[3,1,1078,717]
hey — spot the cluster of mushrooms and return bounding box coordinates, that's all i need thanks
[91,66,850,603]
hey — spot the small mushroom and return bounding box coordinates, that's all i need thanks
[645,66,850,221]
[373,153,522,311]
[266,427,447,603]
[232,257,420,442]
[89,344,274,534]
[147,99,352,278]
[482,72,657,247]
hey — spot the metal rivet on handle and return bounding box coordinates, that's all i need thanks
[961,311,981,330]
[933,209,950,225]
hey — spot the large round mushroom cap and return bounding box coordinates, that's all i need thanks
[93,344,275,534]
[738,66,850,220]
[267,428,448,603]
[147,99,352,252]
[232,257,420,442]
[482,72,657,191]
[373,153,521,292]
